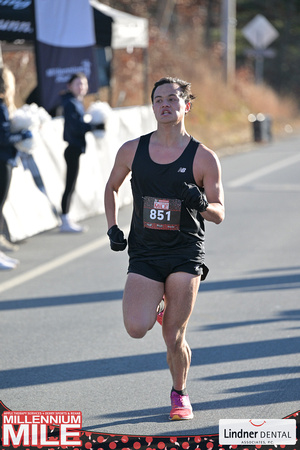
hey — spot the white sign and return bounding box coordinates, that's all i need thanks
[219,418,296,446]
[242,14,279,49]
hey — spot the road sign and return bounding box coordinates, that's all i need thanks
[242,14,279,49]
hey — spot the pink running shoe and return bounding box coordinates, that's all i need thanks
[156,298,164,325]
[169,390,194,420]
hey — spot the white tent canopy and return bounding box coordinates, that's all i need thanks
[90,0,148,50]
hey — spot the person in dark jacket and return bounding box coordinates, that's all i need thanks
[0,66,32,269]
[60,72,99,233]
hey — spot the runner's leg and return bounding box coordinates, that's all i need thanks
[163,272,200,391]
[123,273,164,339]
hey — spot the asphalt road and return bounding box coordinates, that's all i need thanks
[1,134,300,437]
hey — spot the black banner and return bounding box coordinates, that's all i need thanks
[34,0,99,114]
[0,0,34,41]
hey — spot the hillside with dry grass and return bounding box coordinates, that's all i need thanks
[185,63,299,150]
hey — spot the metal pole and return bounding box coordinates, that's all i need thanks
[255,53,264,84]
[221,0,236,83]
[143,47,149,105]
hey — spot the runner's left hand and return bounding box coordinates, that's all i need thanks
[181,182,209,212]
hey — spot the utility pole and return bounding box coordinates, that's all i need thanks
[157,0,176,34]
[221,0,236,84]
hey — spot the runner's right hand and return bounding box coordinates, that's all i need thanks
[107,225,127,251]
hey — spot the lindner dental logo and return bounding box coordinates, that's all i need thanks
[219,418,296,445]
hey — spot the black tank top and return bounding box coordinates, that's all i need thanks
[128,132,206,259]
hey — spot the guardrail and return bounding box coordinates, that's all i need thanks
[4,105,156,242]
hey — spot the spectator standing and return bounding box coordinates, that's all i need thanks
[60,72,95,232]
[0,66,32,269]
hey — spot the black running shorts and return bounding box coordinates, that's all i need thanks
[128,255,209,283]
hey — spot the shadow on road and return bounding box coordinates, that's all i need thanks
[1,336,299,387]
[1,265,299,312]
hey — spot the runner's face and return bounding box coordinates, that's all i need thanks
[152,83,190,124]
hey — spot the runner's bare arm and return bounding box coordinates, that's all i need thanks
[104,139,138,229]
[194,145,225,225]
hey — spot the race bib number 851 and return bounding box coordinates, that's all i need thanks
[143,196,181,231]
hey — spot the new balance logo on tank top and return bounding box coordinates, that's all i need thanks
[128,132,206,262]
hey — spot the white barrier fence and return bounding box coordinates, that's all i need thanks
[4,105,156,242]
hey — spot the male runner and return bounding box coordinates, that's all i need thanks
[104,77,225,420]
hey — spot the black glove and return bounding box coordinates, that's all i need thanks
[181,182,209,212]
[107,225,127,251]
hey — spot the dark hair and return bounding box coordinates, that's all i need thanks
[67,72,87,85]
[151,77,196,104]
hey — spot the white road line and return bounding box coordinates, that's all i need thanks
[250,184,300,191]
[227,153,300,188]
[0,226,130,295]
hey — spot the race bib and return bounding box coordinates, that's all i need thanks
[143,196,181,231]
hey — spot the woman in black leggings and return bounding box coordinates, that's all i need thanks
[60,73,93,233]
[0,66,32,269]
[0,161,13,242]
[61,145,82,219]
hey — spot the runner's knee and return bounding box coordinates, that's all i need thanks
[163,326,186,352]
[124,319,149,339]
